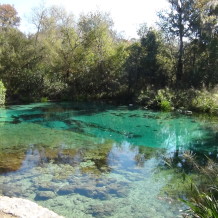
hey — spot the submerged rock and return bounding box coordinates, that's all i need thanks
[107,183,128,198]
[88,203,116,217]
[57,185,76,195]
[35,191,56,201]
[74,186,108,200]
[36,182,59,192]
[2,185,24,198]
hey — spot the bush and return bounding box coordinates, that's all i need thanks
[40,97,48,103]
[191,90,218,113]
[137,88,156,107]
[155,88,173,111]
[0,80,6,105]
[137,87,173,111]
[137,87,218,114]
[160,99,172,111]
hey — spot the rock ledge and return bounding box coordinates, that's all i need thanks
[0,196,63,218]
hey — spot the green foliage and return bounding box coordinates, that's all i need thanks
[136,88,156,107]
[125,29,174,94]
[0,28,47,102]
[0,80,6,105]
[158,0,218,86]
[155,89,173,111]
[179,154,218,217]
[40,97,48,102]
[0,4,20,28]
[137,88,173,111]
[181,187,218,218]
[137,88,218,114]
[159,100,172,112]
[191,90,218,113]
[0,3,217,105]
[163,151,218,217]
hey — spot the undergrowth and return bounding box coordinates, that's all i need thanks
[137,87,218,114]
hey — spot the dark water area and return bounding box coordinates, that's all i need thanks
[0,102,217,217]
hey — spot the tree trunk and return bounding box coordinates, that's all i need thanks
[177,6,184,84]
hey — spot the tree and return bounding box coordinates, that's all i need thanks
[125,27,174,94]
[77,11,119,96]
[158,0,218,87]
[31,4,48,43]
[158,0,196,84]
[0,4,20,28]
[182,0,218,87]
[0,28,46,101]
[191,0,218,40]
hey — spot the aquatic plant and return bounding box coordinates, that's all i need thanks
[182,155,218,217]
[163,151,218,217]
[181,186,218,218]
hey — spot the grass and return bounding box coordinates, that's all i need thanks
[181,186,218,218]
[163,152,218,217]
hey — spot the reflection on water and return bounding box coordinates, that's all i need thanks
[0,102,217,217]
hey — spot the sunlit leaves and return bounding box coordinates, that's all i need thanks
[0,4,20,28]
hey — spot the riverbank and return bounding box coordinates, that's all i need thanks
[4,88,218,116]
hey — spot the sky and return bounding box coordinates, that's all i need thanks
[1,0,169,38]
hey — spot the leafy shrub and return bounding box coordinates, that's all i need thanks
[191,90,218,113]
[0,80,6,105]
[40,97,48,102]
[159,99,172,111]
[137,87,218,113]
[155,88,173,111]
[137,88,156,107]
[173,88,196,109]
[137,87,173,111]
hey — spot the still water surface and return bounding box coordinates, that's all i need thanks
[0,102,217,217]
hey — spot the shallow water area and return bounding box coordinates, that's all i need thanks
[0,102,217,217]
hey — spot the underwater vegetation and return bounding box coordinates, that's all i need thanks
[0,102,217,217]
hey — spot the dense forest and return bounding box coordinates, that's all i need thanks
[0,0,217,112]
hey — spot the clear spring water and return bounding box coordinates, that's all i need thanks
[0,102,217,217]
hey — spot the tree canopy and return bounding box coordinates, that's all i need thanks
[0,4,20,28]
[0,2,217,106]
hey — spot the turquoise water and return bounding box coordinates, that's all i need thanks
[0,102,217,217]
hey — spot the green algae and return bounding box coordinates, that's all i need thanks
[0,122,99,149]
